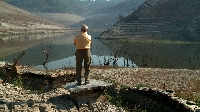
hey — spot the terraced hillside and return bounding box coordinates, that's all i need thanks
[100,0,200,41]
[102,20,179,40]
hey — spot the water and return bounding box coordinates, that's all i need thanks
[36,55,136,70]
[1,32,200,70]
[0,32,136,71]
[101,38,200,69]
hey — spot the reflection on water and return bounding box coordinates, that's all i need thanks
[2,32,200,70]
[101,38,200,70]
[0,32,136,70]
[35,55,137,71]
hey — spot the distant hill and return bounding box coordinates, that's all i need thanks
[70,0,145,31]
[0,1,66,35]
[133,0,200,21]
[1,0,143,32]
[3,0,74,13]
[3,0,125,16]
[100,0,200,41]
[35,13,85,27]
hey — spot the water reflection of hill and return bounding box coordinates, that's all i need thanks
[0,32,115,68]
[0,33,64,58]
[0,33,75,66]
[101,39,200,69]
[131,43,200,69]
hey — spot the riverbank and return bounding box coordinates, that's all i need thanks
[0,81,125,112]
[0,67,200,111]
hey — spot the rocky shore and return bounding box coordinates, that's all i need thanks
[91,67,200,101]
[0,78,124,112]
[91,67,200,111]
[0,67,200,111]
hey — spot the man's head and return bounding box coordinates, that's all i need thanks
[81,24,88,32]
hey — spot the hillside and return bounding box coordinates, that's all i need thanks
[35,13,85,27]
[100,0,200,41]
[2,0,145,31]
[0,1,69,58]
[134,0,200,21]
[104,0,145,14]
[3,0,125,16]
[70,0,145,31]
[3,0,74,13]
[0,1,66,35]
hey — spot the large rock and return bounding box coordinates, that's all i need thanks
[0,62,7,77]
[64,78,113,110]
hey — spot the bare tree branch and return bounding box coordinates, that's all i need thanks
[3,52,25,83]
[41,43,52,66]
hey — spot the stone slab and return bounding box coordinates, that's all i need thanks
[63,79,113,110]
[64,78,113,93]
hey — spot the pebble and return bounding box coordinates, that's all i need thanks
[0,78,126,112]
[1,67,200,111]
[90,68,200,100]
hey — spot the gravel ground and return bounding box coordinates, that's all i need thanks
[90,67,200,102]
[0,67,200,111]
[0,75,125,112]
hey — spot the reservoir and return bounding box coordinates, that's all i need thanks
[1,31,200,70]
[0,32,135,71]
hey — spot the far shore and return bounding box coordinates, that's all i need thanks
[0,28,79,36]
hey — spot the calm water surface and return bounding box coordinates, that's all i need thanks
[0,32,135,71]
[2,32,199,70]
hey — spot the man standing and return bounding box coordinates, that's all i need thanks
[74,24,92,85]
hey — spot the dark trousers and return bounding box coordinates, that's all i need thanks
[75,49,91,84]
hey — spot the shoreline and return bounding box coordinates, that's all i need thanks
[0,66,200,111]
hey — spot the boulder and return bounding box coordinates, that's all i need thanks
[0,62,7,77]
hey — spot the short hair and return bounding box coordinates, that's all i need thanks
[81,24,88,32]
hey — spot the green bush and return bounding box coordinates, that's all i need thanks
[13,76,23,87]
